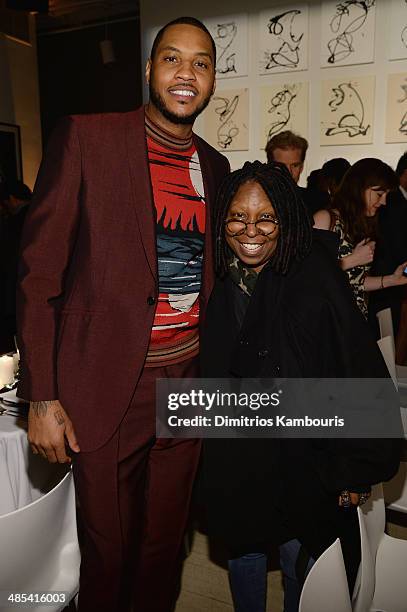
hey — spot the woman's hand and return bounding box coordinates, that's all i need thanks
[348,239,376,268]
[388,261,407,287]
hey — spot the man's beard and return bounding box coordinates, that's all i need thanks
[149,78,212,126]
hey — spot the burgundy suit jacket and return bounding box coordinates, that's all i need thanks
[17,107,230,451]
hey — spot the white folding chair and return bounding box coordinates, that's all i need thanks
[0,470,80,612]
[353,485,386,612]
[383,461,407,514]
[377,308,407,388]
[356,483,407,612]
[377,337,407,437]
[377,336,397,387]
[299,538,352,612]
[371,529,407,612]
[377,308,396,353]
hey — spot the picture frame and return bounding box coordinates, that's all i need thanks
[0,123,23,186]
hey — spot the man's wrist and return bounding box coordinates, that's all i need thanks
[30,400,58,417]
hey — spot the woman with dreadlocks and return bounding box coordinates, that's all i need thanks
[200,161,400,612]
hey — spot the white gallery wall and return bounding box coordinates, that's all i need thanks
[0,16,42,190]
[140,0,407,184]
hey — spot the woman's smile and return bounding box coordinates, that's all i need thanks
[225,181,279,273]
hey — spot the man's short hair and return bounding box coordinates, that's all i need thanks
[395,151,407,177]
[265,130,309,163]
[150,16,216,65]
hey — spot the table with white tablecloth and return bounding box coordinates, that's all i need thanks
[0,412,68,516]
[0,415,38,515]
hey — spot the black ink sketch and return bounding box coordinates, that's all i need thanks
[213,22,237,75]
[402,0,407,50]
[325,82,370,138]
[266,86,297,139]
[263,10,304,71]
[399,111,407,135]
[326,0,375,65]
[398,80,407,103]
[212,95,240,149]
[398,79,407,135]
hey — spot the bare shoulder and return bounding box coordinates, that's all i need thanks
[313,208,332,230]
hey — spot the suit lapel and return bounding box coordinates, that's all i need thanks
[194,135,216,307]
[125,117,218,299]
[125,108,157,280]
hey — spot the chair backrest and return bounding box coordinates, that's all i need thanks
[0,470,80,611]
[352,484,386,612]
[377,336,397,386]
[299,538,352,612]
[384,461,407,514]
[377,308,395,352]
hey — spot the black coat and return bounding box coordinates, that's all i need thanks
[369,188,407,335]
[201,230,401,565]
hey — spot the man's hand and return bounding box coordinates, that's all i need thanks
[28,400,80,463]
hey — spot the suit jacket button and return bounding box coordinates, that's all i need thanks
[147,296,156,305]
[258,349,269,358]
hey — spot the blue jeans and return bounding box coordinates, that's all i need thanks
[279,539,315,612]
[228,540,315,612]
[228,552,267,612]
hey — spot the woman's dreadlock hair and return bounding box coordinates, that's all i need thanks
[214,160,312,277]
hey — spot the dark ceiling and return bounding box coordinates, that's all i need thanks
[37,1,139,33]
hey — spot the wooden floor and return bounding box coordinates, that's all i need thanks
[175,516,407,612]
[175,531,284,612]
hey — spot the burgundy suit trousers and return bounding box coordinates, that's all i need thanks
[73,358,200,612]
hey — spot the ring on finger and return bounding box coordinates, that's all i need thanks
[340,490,352,509]
[358,492,371,506]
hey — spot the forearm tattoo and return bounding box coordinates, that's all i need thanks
[31,400,53,417]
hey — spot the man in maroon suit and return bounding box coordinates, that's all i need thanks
[17,16,229,612]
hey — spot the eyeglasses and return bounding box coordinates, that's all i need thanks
[225,217,279,237]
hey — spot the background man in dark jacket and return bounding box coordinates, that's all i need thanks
[369,151,407,336]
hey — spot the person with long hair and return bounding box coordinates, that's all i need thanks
[313,158,407,317]
[201,161,400,612]
[321,157,351,200]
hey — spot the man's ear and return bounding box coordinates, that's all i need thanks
[211,77,216,96]
[145,58,152,84]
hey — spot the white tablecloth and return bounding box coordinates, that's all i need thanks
[0,415,41,516]
[0,412,67,517]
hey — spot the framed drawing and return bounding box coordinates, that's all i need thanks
[205,14,249,79]
[203,88,249,151]
[0,123,23,185]
[260,81,308,149]
[258,5,309,75]
[385,73,407,143]
[389,0,407,61]
[320,0,376,68]
[320,76,375,145]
